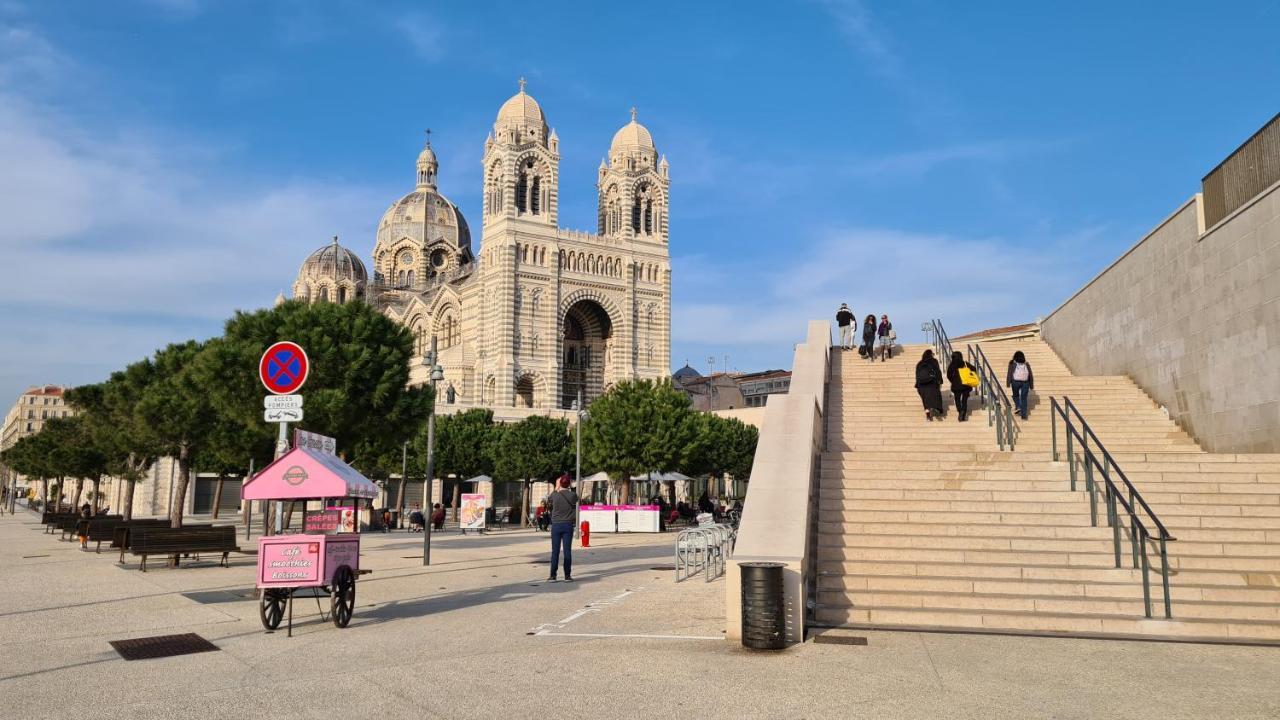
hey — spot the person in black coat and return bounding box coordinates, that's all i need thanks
[946,350,977,422]
[1006,350,1035,420]
[861,314,878,361]
[914,349,945,421]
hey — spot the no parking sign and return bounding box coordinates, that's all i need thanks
[259,341,309,395]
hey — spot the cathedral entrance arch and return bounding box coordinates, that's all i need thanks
[561,298,614,409]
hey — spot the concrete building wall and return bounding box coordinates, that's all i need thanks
[1041,181,1280,452]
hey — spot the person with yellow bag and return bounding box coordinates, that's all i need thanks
[946,350,980,422]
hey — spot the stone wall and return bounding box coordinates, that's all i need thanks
[1041,182,1280,452]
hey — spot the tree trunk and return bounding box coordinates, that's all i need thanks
[91,476,101,514]
[665,480,676,507]
[520,482,530,528]
[72,477,84,509]
[211,473,225,519]
[122,479,135,522]
[170,451,191,528]
[394,478,406,529]
[42,478,49,510]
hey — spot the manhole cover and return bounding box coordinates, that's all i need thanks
[650,566,676,571]
[109,633,219,661]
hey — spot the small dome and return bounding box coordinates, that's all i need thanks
[496,80,546,129]
[418,143,437,166]
[377,188,472,259]
[672,363,702,381]
[299,237,368,285]
[610,120,654,154]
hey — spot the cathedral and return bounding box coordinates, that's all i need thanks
[290,81,672,411]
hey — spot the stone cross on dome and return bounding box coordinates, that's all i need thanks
[423,128,432,146]
[630,107,637,122]
[518,76,526,92]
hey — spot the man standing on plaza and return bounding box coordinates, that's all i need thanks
[836,303,855,350]
[546,473,578,583]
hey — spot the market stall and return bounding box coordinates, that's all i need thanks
[242,443,379,636]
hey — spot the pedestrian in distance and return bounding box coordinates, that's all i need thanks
[877,314,895,361]
[947,350,979,422]
[76,502,91,549]
[1007,350,1035,420]
[430,502,445,531]
[836,303,855,350]
[546,473,578,583]
[915,349,945,421]
[862,314,878,361]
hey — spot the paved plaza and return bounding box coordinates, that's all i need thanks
[0,510,1276,719]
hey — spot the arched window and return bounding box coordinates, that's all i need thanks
[406,270,415,288]
[515,169,528,214]
[643,200,653,235]
[530,175,541,215]
[319,287,329,302]
[337,287,347,304]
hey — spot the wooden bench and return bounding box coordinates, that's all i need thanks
[63,514,121,541]
[110,520,171,561]
[42,511,75,534]
[130,525,240,571]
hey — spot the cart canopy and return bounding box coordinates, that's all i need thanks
[243,445,379,501]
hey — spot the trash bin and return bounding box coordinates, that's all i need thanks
[739,561,787,650]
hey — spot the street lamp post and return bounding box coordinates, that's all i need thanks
[422,335,444,566]
[572,389,589,539]
[399,440,408,529]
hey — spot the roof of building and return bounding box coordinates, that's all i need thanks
[736,369,791,382]
[22,385,65,397]
[950,323,1039,342]
[496,82,547,130]
[672,363,702,381]
[299,237,368,285]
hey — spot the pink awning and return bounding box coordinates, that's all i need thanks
[242,446,379,501]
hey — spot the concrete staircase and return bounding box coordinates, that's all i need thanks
[814,339,1280,643]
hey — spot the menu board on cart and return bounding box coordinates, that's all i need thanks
[303,509,342,534]
[460,493,487,530]
[616,504,660,533]
[578,505,617,533]
[259,538,322,586]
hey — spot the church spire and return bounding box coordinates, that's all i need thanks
[416,129,438,189]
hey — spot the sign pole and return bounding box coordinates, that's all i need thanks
[244,457,254,541]
[423,335,438,567]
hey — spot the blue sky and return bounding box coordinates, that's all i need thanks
[1,0,1277,402]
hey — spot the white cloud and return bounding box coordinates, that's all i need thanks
[396,12,445,61]
[672,226,1097,356]
[0,24,391,401]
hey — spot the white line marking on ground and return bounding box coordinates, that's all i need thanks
[537,631,723,641]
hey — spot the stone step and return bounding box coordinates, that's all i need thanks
[811,604,1280,643]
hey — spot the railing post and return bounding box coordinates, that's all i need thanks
[1159,537,1172,619]
[1051,402,1058,461]
[1066,426,1076,491]
[1108,487,1122,568]
[1129,512,1141,569]
[1082,455,1095,523]
[1140,531,1153,619]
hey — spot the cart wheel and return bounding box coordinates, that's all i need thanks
[259,589,288,630]
[331,566,355,628]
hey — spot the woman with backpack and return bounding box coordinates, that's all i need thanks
[861,314,878,362]
[946,350,978,422]
[1007,350,1035,420]
[914,349,945,421]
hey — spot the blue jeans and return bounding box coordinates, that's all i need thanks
[549,521,573,578]
[1011,381,1030,419]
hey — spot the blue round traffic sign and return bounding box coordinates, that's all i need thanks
[259,341,309,395]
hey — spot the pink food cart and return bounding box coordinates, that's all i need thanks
[242,444,379,635]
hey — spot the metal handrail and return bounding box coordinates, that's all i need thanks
[930,319,954,363]
[967,343,1019,451]
[1050,396,1175,618]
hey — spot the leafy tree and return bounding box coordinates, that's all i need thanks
[195,300,432,472]
[685,413,758,497]
[2,432,53,508]
[135,340,216,527]
[492,415,572,525]
[582,379,697,502]
[424,408,498,480]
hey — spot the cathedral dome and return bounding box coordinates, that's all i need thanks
[300,237,368,284]
[493,79,549,145]
[292,236,368,304]
[609,109,658,167]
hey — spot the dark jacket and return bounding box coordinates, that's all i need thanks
[836,310,854,327]
[1007,360,1035,389]
[947,359,975,392]
[862,320,877,341]
[547,488,578,524]
[914,357,942,388]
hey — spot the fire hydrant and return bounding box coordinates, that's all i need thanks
[580,520,590,547]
